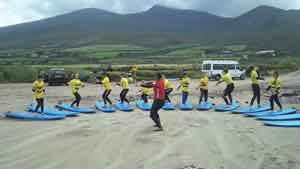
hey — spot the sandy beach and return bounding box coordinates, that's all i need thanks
[0,73,300,169]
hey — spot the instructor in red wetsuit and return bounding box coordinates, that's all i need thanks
[150,73,165,131]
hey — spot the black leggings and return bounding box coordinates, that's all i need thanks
[250,84,260,106]
[182,92,189,104]
[141,94,148,103]
[270,94,282,110]
[199,89,208,103]
[120,89,130,103]
[35,98,44,113]
[150,99,165,128]
[71,92,81,107]
[223,84,234,105]
[165,88,173,103]
[103,89,112,105]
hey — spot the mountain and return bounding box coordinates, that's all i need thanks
[0,5,299,53]
[231,6,300,52]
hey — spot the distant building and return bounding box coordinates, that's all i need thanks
[31,53,39,58]
[256,50,276,56]
[242,55,248,60]
[49,53,61,58]
[221,50,234,57]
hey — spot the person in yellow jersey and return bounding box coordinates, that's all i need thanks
[177,73,190,104]
[69,73,84,107]
[130,64,138,85]
[216,68,235,105]
[249,66,264,107]
[197,75,209,104]
[32,74,46,113]
[101,72,113,106]
[266,71,282,111]
[163,75,173,103]
[119,73,130,104]
[140,81,152,103]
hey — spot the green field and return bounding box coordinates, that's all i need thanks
[0,43,299,82]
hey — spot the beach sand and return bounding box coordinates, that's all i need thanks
[0,73,300,169]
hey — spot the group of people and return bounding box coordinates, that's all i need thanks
[32,65,283,131]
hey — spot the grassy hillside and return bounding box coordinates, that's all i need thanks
[0,6,300,54]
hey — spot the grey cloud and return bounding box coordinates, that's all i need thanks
[0,0,300,27]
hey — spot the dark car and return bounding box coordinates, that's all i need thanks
[45,68,69,86]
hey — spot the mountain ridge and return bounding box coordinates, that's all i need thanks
[0,5,299,53]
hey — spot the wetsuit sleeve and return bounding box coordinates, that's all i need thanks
[32,82,36,92]
[277,80,282,91]
[42,82,46,91]
[266,82,271,91]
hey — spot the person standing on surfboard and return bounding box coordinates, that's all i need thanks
[197,75,209,104]
[149,73,165,131]
[266,71,283,111]
[177,73,190,105]
[69,73,84,107]
[130,64,138,86]
[249,66,264,107]
[139,81,152,103]
[32,74,46,113]
[163,75,173,103]
[101,72,113,107]
[119,73,130,104]
[216,69,235,105]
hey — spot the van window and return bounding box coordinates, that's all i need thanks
[202,64,211,70]
[213,64,225,70]
[228,64,236,70]
[213,64,236,70]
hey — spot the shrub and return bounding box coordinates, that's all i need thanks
[0,66,37,82]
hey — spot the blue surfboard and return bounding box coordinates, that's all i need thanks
[95,101,116,113]
[215,101,240,112]
[257,113,300,121]
[27,104,80,117]
[264,120,300,127]
[136,100,151,111]
[179,101,193,111]
[244,108,296,117]
[232,105,271,114]
[197,101,213,111]
[115,101,133,112]
[6,112,65,121]
[56,103,96,114]
[163,102,176,110]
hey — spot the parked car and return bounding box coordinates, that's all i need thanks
[201,60,246,80]
[44,68,69,86]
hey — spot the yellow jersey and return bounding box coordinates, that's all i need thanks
[131,65,138,72]
[251,70,259,85]
[199,76,209,90]
[102,76,112,90]
[221,73,234,85]
[180,77,190,92]
[164,79,173,89]
[69,79,84,94]
[142,87,152,95]
[120,77,129,89]
[32,80,45,99]
[268,77,282,91]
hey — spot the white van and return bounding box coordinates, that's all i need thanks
[201,60,246,80]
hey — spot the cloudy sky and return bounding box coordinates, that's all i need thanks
[0,0,300,27]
